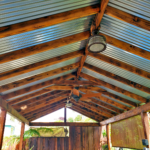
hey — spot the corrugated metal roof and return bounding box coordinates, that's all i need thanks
[100,15,150,51]
[108,0,150,21]
[0,16,93,54]
[0,0,99,27]
[0,41,86,73]
[2,68,77,97]
[0,57,80,86]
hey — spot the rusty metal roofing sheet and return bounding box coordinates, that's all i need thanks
[0,0,99,27]
[108,0,150,21]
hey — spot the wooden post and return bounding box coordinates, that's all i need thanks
[141,111,150,147]
[106,124,111,150]
[19,122,25,150]
[64,107,66,123]
[0,108,6,149]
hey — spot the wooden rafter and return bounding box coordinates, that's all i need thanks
[77,0,109,78]
[71,99,113,118]
[84,62,150,94]
[105,6,150,31]
[0,32,90,65]
[80,90,129,111]
[88,53,150,80]
[4,74,75,101]
[80,73,147,103]
[100,33,150,60]
[0,96,29,125]
[100,101,150,125]
[0,63,79,93]
[12,90,65,109]
[0,5,99,38]
[0,50,83,81]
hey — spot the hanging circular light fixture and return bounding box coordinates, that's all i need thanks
[88,30,107,53]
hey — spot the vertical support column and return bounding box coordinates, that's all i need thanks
[141,111,150,148]
[19,122,25,150]
[0,108,6,149]
[64,107,66,123]
[106,124,111,150]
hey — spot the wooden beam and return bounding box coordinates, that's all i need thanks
[0,32,90,65]
[80,73,147,103]
[0,62,79,93]
[28,104,65,121]
[0,108,6,149]
[88,53,150,80]
[0,5,99,38]
[71,100,113,118]
[105,6,150,31]
[4,74,75,101]
[12,90,64,109]
[100,101,150,125]
[0,50,83,81]
[19,123,25,150]
[29,122,100,126]
[106,124,111,150]
[77,0,109,78]
[0,97,29,125]
[100,33,150,60]
[141,112,150,147]
[84,62,150,94]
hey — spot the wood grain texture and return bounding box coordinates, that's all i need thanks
[0,5,99,38]
[105,6,150,31]
[84,62,150,94]
[0,63,79,93]
[19,122,25,150]
[100,33,150,60]
[0,32,90,64]
[0,108,6,150]
[106,124,111,150]
[80,73,146,103]
[100,101,150,125]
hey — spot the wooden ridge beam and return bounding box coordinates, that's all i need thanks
[100,101,150,125]
[100,33,150,60]
[88,53,150,80]
[28,104,65,121]
[0,31,90,65]
[105,6,150,31]
[80,89,130,111]
[24,100,66,118]
[0,63,79,93]
[29,122,100,126]
[71,106,103,121]
[3,74,75,101]
[80,73,147,103]
[0,96,29,125]
[0,50,83,81]
[84,62,150,94]
[71,104,106,121]
[12,90,65,109]
[0,5,99,38]
[71,99,113,118]
[18,92,69,115]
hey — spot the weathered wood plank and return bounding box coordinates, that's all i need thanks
[19,122,25,150]
[106,124,111,150]
[100,101,150,125]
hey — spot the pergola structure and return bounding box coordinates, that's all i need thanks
[0,0,150,149]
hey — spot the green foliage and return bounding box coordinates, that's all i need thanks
[102,130,107,137]
[24,129,40,139]
[67,117,74,122]
[74,115,82,121]
[102,144,108,150]
[83,117,97,122]
[55,120,64,122]
[36,127,53,134]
